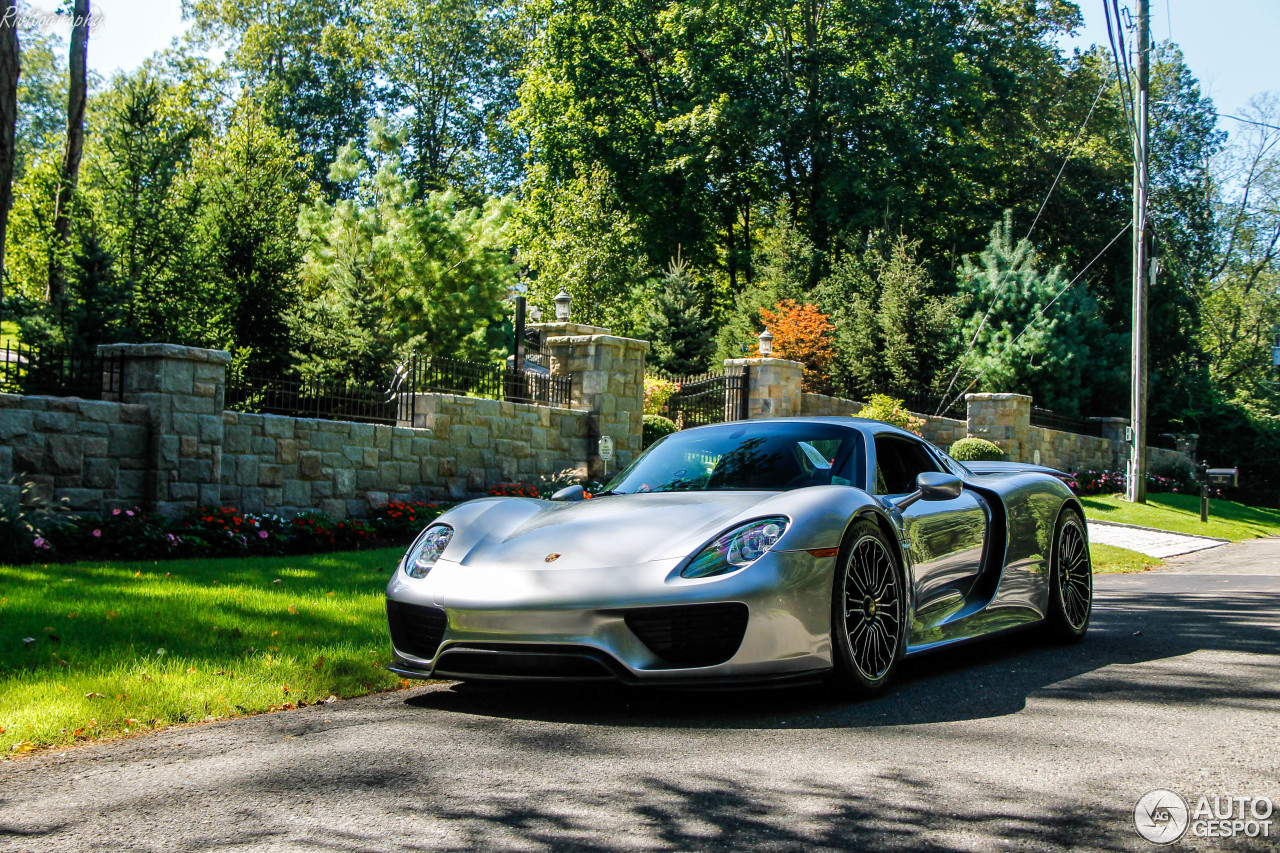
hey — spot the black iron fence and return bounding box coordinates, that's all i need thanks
[403,355,573,407]
[226,369,403,425]
[1030,407,1104,438]
[650,369,749,428]
[0,342,122,400]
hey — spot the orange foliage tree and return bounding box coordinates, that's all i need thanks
[755,300,835,391]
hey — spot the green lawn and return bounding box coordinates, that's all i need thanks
[0,548,407,755]
[1081,492,1280,541]
[0,321,18,350]
[1089,542,1164,574]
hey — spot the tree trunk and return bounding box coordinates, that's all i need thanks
[0,0,18,306]
[46,0,89,305]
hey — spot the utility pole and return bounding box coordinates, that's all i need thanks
[1127,0,1151,504]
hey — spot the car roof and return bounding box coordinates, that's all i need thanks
[682,416,923,442]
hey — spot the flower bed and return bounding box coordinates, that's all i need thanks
[1067,469,1207,497]
[1,499,450,565]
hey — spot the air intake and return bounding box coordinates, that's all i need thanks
[386,601,448,660]
[624,603,749,666]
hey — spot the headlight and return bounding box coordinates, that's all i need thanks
[404,524,453,578]
[681,517,789,579]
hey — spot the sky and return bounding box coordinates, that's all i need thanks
[72,0,1280,123]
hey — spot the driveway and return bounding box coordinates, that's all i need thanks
[2,540,1278,852]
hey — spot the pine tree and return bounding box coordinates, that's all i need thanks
[646,248,715,375]
[958,213,1115,415]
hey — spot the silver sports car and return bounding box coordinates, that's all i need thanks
[385,417,1092,695]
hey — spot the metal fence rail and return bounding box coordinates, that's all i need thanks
[1030,407,1104,437]
[226,370,403,425]
[403,355,573,408]
[650,369,749,427]
[0,342,121,400]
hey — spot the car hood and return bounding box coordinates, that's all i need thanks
[438,492,783,570]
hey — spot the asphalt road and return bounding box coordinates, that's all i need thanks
[3,540,1279,853]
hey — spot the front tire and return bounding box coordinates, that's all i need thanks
[829,519,906,697]
[1045,508,1092,642]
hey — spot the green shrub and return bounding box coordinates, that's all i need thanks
[949,436,1005,462]
[643,414,678,447]
[644,376,681,415]
[859,394,924,435]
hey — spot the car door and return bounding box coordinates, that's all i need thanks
[872,433,989,609]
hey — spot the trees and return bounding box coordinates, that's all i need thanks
[956,213,1114,415]
[645,249,715,375]
[292,129,514,379]
[0,0,17,301]
[817,235,959,400]
[756,300,834,392]
[46,0,89,305]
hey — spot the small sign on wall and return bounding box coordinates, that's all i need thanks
[598,435,615,461]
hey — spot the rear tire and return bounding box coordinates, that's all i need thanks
[1044,508,1092,642]
[829,519,906,697]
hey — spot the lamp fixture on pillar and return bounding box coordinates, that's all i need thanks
[554,290,572,322]
[758,330,774,357]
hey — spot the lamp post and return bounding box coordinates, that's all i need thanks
[758,330,774,357]
[554,290,572,322]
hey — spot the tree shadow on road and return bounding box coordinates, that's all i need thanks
[404,590,1280,730]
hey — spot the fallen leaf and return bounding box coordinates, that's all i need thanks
[66,612,79,619]
[287,605,297,615]
[21,637,35,648]
[125,719,138,726]
[133,571,141,578]
[0,725,5,734]
[325,592,334,597]
[270,630,278,637]
[281,684,290,695]
[312,656,325,670]
[324,695,337,704]
[84,692,105,699]
[12,741,36,753]
[106,610,118,619]
[273,578,282,585]
[140,672,152,681]
[186,667,197,674]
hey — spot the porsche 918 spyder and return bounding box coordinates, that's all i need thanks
[385,417,1092,695]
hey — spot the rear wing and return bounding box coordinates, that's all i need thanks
[963,461,1074,488]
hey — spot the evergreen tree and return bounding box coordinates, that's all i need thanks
[957,213,1116,415]
[645,249,715,375]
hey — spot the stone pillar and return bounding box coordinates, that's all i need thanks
[534,323,649,481]
[1091,416,1130,469]
[723,357,804,419]
[965,392,1032,462]
[99,343,230,518]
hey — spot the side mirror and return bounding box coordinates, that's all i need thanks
[892,472,963,510]
[918,471,963,501]
[550,485,584,502]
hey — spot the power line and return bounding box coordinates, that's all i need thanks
[934,80,1110,415]
[936,223,1132,417]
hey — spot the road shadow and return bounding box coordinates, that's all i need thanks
[404,588,1280,729]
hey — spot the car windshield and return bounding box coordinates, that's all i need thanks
[602,422,864,494]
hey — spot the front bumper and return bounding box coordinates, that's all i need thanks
[385,549,836,683]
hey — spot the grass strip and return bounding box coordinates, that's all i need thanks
[1089,542,1165,574]
[1081,492,1280,541]
[0,547,406,755]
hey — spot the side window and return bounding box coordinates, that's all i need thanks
[874,435,942,494]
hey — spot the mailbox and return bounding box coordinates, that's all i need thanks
[1206,467,1238,488]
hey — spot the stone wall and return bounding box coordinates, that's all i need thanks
[218,396,591,519]
[0,393,149,512]
[800,392,862,417]
[919,415,967,450]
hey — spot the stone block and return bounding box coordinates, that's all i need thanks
[235,455,259,486]
[259,464,283,487]
[169,481,198,501]
[239,487,265,513]
[199,484,220,506]
[180,435,198,458]
[299,451,324,480]
[198,415,222,442]
[374,426,393,450]
[363,448,380,469]
[43,435,84,475]
[356,469,378,490]
[83,457,118,489]
[365,491,389,509]
[283,479,311,506]
[262,416,295,439]
[321,499,348,521]
[277,438,299,464]
[332,466,358,499]
[263,487,283,507]
[179,458,213,483]
[32,410,75,433]
[307,431,341,452]
[378,463,400,489]
[224,425,251,454]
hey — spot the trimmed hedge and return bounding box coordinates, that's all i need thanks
[643,414,678,447]
[949,436,1005,462]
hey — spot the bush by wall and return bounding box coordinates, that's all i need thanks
[643,414,678,447]
[949,436,1005,462]
[859,394,924,436]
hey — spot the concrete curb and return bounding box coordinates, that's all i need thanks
[1085,518,1230,543]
